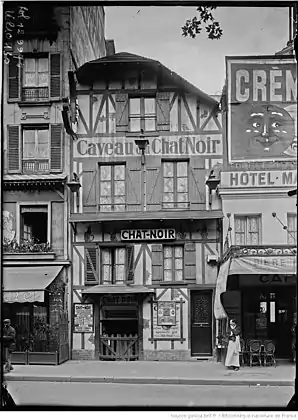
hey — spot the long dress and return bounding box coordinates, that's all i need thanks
[225,327,241,368]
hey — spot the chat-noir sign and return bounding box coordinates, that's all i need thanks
[227,57,297,162]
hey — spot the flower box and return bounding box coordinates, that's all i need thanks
[27,351,59,365]
[11,351,28,364]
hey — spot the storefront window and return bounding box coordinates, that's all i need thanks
[270,301,276,323]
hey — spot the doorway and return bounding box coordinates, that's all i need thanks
[191,290,213,357]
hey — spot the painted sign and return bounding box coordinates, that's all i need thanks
[239,274,296,287]
[74,135,222,158]
[3,291,44,303]
[221,170,297,188]
[3,210,15,245]
[229,256,296,275]
[157,301,176,326]
[227,58,297,162]
[101,295,138,305]
[121,229,176,241]
[152,302,181,339]
[74,304,94,333]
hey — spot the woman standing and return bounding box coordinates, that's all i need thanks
[225,319,241,371]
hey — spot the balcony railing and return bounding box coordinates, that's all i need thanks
[22,87,49,102]
[23,159,49,173]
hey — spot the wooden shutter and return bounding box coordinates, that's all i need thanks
[50,53,61,100]
[184,242,196,283]
[115,93,129,132]
[146,165,162,211]
[83,167,97,212]
[126,158,141,212]
[85,247,99,284]
[189,157,205,211]
[126,245,134,284]
[156,92,170,131]
[7,125,20,172]
[152,244,163,283]
[8,58,20,100]
[50,124,62,172]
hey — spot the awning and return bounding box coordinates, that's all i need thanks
[82,285,155,295]
[214,254,296,320]
[3,266,63,303]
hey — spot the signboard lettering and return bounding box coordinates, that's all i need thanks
[157,301,176,326]
[152,302,181,339]
[74,304,94,333]
[221,170,297,188]
[121,229,176,241]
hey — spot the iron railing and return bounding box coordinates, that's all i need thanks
[22,87,49,102]
[22,159,49,173]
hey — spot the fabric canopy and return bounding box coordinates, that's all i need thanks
[83,285,155,295]
[214,255,296,320]
[3,266,63,303]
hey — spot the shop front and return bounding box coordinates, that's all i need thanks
[214,246,297,359]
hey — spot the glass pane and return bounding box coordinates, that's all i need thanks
[100,181,111,196]
[102,250,111,264]
[235,233,245,245]
[36,130,49,158]
[130,118,141,132]
[177,192,188,203]
[177,178,188,192]
[175,247,183,258]
[144,98,155,115]
[103,265,112,282]
[100,166,111,181]
[164,270,172,282]
[175,258,183,270]
[145,117,156,131]
[175,270,183,282]
[164,247,172,258]
[163,162,173,177]
[24,72,37,86]
[270,301,276,323]
[164,178,174,193]
[164,258,172,270]
[249,232,259,245]
[38,58,48,72]
[114,196,125,204]
[101,205,112,212]
[114,165,125,180]
[249,217,259,232]
[38,72,48,87]
[114,205,125,212]
[115,265,125,282]
[116,248,125,264]
[23,130,35,158]
[129,98,141,115]
[114,181,125,196]
[100,196,111,205]
[25,58,36,72]
[177,162,188,177]
[235,218,245,232]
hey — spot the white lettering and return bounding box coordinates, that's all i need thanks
[236,70,249,102]
[253,70,266,101]
[270,70,282,101]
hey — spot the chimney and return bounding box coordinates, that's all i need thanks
[106,40,115,56]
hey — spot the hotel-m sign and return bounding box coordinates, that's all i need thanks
[121,229,176,241]
[221,170,297,188]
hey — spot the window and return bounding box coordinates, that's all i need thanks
[163,245,184,282]
[99,164,126,212]
[22,57,49,101]
[129,97,156,132]
[163,161,189,209]
[287,213,297,245]
[234,215,261,245]
[20,205,48,244]
[101,247,133,284]
[22,126,49,173]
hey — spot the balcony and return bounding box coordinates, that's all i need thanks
[22,87,49,102]
[23,159,49,174]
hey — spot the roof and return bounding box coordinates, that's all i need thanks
[76,52,218,108]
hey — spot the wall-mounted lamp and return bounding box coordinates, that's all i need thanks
[67,173,81,194]
[205,173,220,192]
[134,131,149,165]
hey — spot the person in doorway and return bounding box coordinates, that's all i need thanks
[225,318,241,371]
[3,319,16,373]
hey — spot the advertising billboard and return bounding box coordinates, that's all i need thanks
[227,57,297,162]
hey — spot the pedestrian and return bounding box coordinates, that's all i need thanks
[225,318,241,371]
[3,319,16,373]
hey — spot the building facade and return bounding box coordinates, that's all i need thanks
[64,52,224,361]
[3,4,107,364]
[214,55,297,359]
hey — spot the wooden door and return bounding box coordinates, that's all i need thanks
[191,290,213,356]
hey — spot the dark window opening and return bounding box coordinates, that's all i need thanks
[21,206,48,243]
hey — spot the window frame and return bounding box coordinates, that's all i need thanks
[163,244,184,283]
[287,213,297,245]
[234,214,262,246]
[98,163,126,212]
[21,54,50,102]
[128,95,157,133]
[16,202,51,245]
[162,160,189,210]
[22,125,50,173]
[100,246,127,285]
[22,56,49,88]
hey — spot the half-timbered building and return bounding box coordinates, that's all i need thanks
[65,52,223,361]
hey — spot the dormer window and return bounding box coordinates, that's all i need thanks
[129,97,156,132]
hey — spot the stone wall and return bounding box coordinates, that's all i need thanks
[142,350,191,361]
[72,349,96,360]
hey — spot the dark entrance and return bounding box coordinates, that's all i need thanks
[191,290,213,357]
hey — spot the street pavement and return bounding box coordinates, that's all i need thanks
[7,381,293,407]
[4,360,295,387]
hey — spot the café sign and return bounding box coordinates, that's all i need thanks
[121,229,176,241]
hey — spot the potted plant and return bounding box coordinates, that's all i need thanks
[216,334,228,363]
[27,317,59,365]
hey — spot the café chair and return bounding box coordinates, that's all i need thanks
[248,340,262,367]
[239,338,247,366]
[263,340,276,367]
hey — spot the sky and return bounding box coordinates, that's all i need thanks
[105,6,290,96]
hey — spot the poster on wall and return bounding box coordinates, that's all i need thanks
[227,57,297,162]
[152,302,182,339]
[157,301,176,326]
[74,304,94,333]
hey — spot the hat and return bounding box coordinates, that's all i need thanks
[4,319,11,323]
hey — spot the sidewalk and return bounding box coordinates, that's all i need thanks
[4,360,295,387]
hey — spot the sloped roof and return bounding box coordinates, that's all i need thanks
[76,52,218,108]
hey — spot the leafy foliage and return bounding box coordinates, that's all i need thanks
[3,238,52,253]
[182,6,223,40]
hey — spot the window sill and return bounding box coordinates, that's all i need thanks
[126,131,160,138]
[18,101,52,107]
[3,252,56,261]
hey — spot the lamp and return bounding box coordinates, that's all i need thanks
[205,171,220,192]
[134,131,149,165]
[67,173,81,193]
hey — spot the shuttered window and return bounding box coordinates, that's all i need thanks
[163,245,184,282]
[163,161,189,209]
[129,97,156,132]
[8,125,20,172]
[234,215,261,245]
[85,247,99,284]
[101,247,134,284]
[99,164,126,212]
[8,58,20,100]
[50,124,62,172]
[22,57,49,102]
[50,53,61,99]
[287,213,297,245]
[22,126,49,173]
